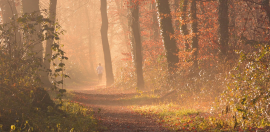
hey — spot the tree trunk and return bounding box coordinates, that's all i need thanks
[100,0,114,86]
[174,0,180,36]
[152,2,159,41]
[191,0,198,69]
[155,0,179,75]
[22,0,42,59]
[22,0,46,85]
[181,0,189,51]
[22,0,54,106]
[131,1,144,90]
[43,0,57,87]
[127,0,137,68]
[218,0,229,56]
[85,6,95,76]
[230,0,237,50]
[0,0,21,48]
[262,0,270,23]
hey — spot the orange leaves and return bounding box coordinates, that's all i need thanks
[121,52,132,61]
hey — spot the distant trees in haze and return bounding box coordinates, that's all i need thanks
[1,0,270,90]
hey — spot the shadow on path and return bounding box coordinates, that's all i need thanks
[71,86,170,132]
[73,92,158,106]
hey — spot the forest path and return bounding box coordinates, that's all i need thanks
[68,84,170,132]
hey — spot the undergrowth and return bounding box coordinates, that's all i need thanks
[116,43,270,131]
[0,89,97,131]
[0,11,97,131]
[132,103,267,131]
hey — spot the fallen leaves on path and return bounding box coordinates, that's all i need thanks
[70,85,170,132]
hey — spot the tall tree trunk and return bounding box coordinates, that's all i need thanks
[22,0,42,58]
[181,0,189,51]
[156,0,179,75]
[131,1,144,90]
[218,0,229,56]
[191,0,198,69]
[85,6,95,76]
[43,0,57,87]
[22,0,46,85]
[128,0,137,68]
[230,0,237,50]
[100,0,114,86]
[22,0,54,106]
[22,0,39,14]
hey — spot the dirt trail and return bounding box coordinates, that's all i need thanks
[68,85,170,132]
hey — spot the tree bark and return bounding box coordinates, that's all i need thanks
[131,1,144,90]
[43,0,57,87]
[128,0,137,68]
[156,0,179,75]
[218,0,229,56]
[100,0,114,86]
[22,0,39,13]
[181,0,189,51]
[262,0,270,23]
[191,0,198,69]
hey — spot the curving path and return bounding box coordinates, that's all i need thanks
[69,85,170,132]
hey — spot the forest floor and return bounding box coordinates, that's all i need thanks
[65,83,270,132]
[67,84,170,132]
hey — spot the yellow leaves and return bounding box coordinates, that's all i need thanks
[11,125,15,130]
[30,90,33,98]
[56,123,60,128]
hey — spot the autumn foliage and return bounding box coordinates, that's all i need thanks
[113,0,270,130]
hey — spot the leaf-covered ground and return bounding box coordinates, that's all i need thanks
[66,84,270,132]
[69,85,170,132]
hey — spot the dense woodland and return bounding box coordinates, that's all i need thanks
[0,0,269,131]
